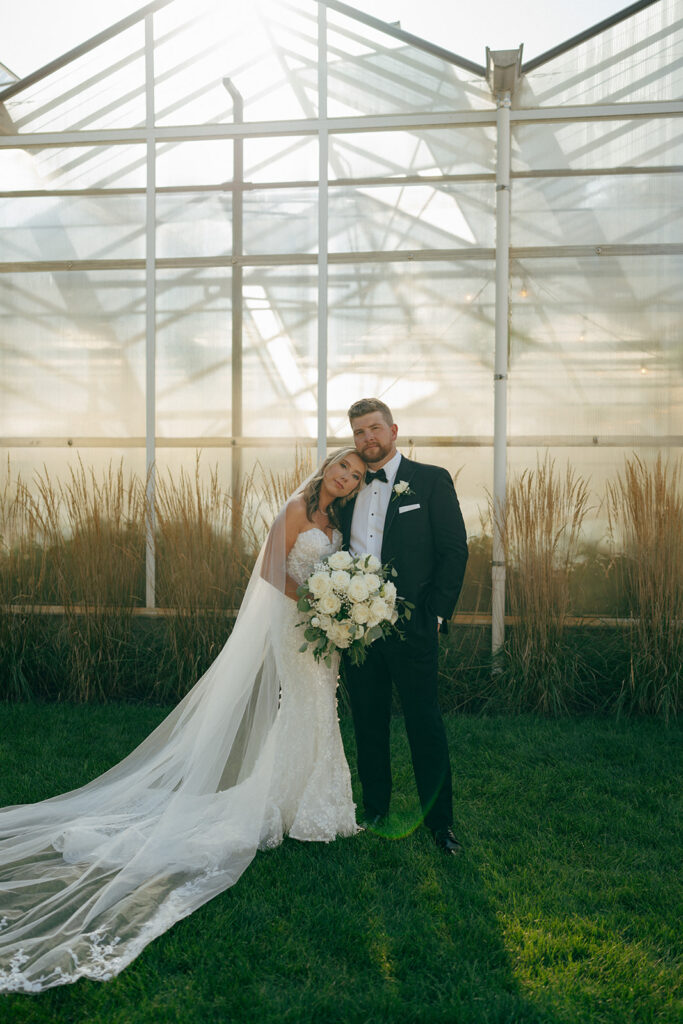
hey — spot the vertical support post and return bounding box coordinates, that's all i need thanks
[144,13,156,609]
[223,79,244,544]
[492,91,511,654]
[317,3,328,465]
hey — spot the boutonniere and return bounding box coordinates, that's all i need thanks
[392,480,414,500]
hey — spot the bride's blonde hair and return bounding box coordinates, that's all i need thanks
[302,446,364,529]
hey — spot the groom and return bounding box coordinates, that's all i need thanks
[340,398,469,855]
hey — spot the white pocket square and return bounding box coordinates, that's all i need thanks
[398,503,421,513]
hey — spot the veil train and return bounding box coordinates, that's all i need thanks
[0,500,304,991]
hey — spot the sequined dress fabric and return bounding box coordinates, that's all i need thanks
[262,528,357,844]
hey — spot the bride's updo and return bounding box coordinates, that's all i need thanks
[303,446,364,530]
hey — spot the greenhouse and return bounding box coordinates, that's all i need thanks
[0,5,682,1016]
[0,0,681,706]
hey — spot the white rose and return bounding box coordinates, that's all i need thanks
[351,602,371,624]
[311,616,320,627]
[327,550,353,570]
[318,614,332,632]
[367,598,389,626]
[318,592,341,615]
[330,569,351,593]
[328,621,352,648]
[394,480,409,495]
[363,573,381,594]
[381,580,396,602]
[347,575,370,602]
[359,554,381,573]
[308,571,333,598]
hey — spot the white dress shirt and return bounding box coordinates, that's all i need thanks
[349,450,403,559]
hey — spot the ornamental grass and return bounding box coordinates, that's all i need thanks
[30,459,146,702]
[606,454,682,722]
[495,455,592,715]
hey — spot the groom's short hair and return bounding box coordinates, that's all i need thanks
[347,397,394,426]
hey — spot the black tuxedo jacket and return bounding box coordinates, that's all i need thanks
[340,455,468,636]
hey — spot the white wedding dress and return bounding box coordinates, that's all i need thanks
[0,523,356,993]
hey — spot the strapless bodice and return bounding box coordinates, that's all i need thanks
[286,528,341,586]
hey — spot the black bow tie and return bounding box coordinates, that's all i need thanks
[365,468,388,484]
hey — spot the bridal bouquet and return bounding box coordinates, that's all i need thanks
[296,551,411,667]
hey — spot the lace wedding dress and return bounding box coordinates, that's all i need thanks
[0,523,356,992]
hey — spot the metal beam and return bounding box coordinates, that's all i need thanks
[223,78,245,543]
[2,101,682,151]
[492,91,512,656]
[144,13,157,610]
[4,241,683,275]
[317,4,330,465]
[2,435,681,449]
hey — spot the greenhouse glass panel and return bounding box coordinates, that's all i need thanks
[327,261,494,440]
[0,270,146,438]
[244,138,318,185]
[156,141,235,188]
[3,447,148,497]
[243,189,318,256]
[241,266,318,438]
[157,193,232,259]
[156,268,232,439]
[518,0,683,107]
[326,7,492,116]
[1,195,146,262]
[328,182,494,253]
[329,128,496,180]
[508,256,683,441]
[1,25,145,133]
[512,119,683,174]
[153,0,319,126]
[511,173,683,247]
[0,146,147,191]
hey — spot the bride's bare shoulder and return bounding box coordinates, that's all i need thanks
[285,495,308,523]
[284,495,310,547]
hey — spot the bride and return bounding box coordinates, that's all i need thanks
[0,447,366,992]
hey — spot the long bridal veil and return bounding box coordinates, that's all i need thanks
[0,498,301,992]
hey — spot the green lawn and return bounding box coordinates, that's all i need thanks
[1,705,681,1024]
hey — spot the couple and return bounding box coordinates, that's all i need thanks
[0,398,468,992]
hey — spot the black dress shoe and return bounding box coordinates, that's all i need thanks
[431,827,463,855]
[357,813,387,831]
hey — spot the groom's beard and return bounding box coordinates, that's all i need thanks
[358,442,392,466]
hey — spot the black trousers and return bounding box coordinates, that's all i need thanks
[345,629,453,832]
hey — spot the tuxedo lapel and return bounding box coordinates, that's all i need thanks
[381,456,418,558]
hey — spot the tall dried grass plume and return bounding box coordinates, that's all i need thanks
[606,454,682,721]
[495,455,591,714]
